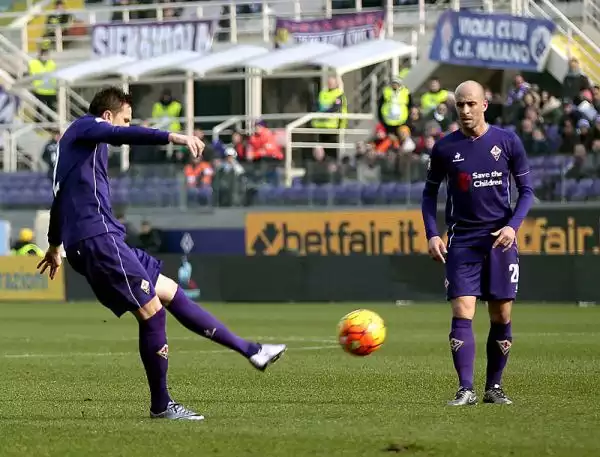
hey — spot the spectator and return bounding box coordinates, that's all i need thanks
[420,77,448,115]
[530,129,551,156]
[230,130,248,160]
[28,48,57,116]
[563,58,591,103]
[505,74,530,125]
[560,119,579,154]
[377,76,411,135]
[41,129,60,180]
[519,119,534,151]
[305,146,336,185]
[406,106,425,137]
[213,148,245,206]
[370,123,399,154]
[356,148,381,185]
[565,144,595,180]
[184,155,213,188]
[311,76,348,152]
[397,125,416,154]
[151,89,182,133]
[43,0,73,49]
[247,120,283,162]
[425,102,452,131]
[137,220,162,254]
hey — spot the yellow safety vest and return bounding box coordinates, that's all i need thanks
[420,90,448,114]
[29,59,57,96]
[380,86,409,127]
[151,101,182,132]
[312,88,348,129]
[11,243,44,256]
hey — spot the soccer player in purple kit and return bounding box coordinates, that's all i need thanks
[37,87,287,420]
[421,80,534,406]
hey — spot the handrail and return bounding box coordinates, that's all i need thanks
[526,0,600,56]
[284,112,375,187]
[211,113,318,140]
[525,0,600,83]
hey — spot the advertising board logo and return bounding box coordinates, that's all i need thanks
[246,211,429,256]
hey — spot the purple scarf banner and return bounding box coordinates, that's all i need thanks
[91,19,217,59]
[274,11,385,48]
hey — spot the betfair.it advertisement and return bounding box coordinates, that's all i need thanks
[245,209,600,256]
[0,256,65,301]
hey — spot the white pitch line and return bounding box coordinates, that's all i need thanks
[1,345,339,359]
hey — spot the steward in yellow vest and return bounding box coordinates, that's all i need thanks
[29,49,57,97]
[312,77,348,130]
[10,228,44,256]
[420,76,448,115]
[377,76,411,135]
[152,89,183,133]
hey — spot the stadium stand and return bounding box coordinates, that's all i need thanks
[0,0,599,208]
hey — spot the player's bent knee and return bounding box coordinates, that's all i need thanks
[155,274,179,305]
[451,296,477,319]
[133,296,163,321]
[488,300,512,324]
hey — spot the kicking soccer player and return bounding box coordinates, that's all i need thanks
[37,87,287,421]
[421,80,534,406]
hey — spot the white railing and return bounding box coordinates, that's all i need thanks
[583,0,600,33]
[284,112,375,186]
[0,0,501,55]
[212,113,312,140]
[525,0,600,84]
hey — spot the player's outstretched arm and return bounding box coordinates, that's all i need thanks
[78,118,171,146]
[421,144,447,262]
[168,133,205,158]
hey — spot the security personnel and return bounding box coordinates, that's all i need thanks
[28,48,57,113]
[152,89,183,133]
[10,228,44,256]
[312,76,348,159]
[378,76,411,136]
[420,77,448,115]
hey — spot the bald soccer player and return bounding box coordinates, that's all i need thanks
[421,80,534,406]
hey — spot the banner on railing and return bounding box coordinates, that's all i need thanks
[274,11,385,49]
[429,11,556,71]
[91,20,217,59]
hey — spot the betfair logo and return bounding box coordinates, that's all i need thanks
[251,223,283,255]
[246,211,429,256]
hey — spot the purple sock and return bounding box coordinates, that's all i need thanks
[486,321,512,389]
[138,307,171,414]
[167,287,260,358]
[449,317,475,390]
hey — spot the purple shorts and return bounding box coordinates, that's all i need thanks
[445,243,519,302]
[66,233,163,317]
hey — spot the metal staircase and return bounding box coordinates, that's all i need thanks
[0,32,89,170]
[525,0,600,84]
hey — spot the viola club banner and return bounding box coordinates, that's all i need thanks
[91,20,217,58]
[274,11,385,48]
[429,11,556,71]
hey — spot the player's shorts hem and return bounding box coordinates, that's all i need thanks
[481,296,517,303]
[446,294,481,302]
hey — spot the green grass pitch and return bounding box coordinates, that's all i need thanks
[0,302,599,457]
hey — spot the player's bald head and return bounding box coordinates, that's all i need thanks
[454,80,485,102]
[454,80,488,135]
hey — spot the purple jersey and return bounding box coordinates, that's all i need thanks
[421,125,534,246]
[48,115,170,248]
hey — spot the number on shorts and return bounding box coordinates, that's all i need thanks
[509,263,519,283]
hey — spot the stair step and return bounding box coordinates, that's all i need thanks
[552,34,600,83]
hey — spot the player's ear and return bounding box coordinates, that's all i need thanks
[482,99,488,112]
[101,110,112,123]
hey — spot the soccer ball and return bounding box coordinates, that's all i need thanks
[337,309,386,356]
